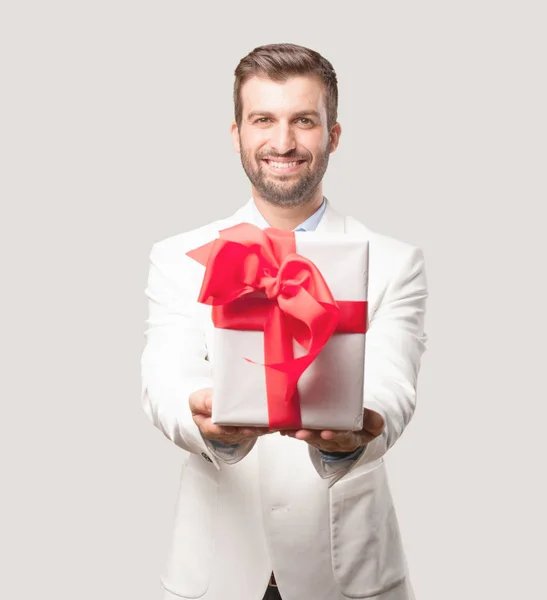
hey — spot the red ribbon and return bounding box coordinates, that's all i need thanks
[187,223,367,429]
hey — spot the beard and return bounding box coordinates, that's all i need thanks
[239,140,330,208]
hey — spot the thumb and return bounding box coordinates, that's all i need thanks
[204,390,213,415]
[190,388,212,416]
[363,408,385,434]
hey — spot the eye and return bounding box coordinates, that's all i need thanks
[255,117,271,124]
[297,117,314,126]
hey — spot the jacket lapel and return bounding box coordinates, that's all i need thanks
[313,198,346,233]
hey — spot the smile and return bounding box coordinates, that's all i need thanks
[262,159,306,174]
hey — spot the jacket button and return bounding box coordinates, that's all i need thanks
[201,452,212,463]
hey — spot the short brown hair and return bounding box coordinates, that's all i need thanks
[233,43,338,130]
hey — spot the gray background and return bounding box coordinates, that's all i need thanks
[1,1,546,598]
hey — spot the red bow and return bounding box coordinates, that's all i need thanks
[187,223,366,429]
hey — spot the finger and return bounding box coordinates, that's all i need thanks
[311,442,341,452]
[320,430,353,442]
[204,391,213,414]
[359,432,378,445]
[240,427,269,437]
[188,393,202,415]
[192,413,206,428]
[293,429,321,442]
[308,437,345,452]
[189,389,212,416]
[280,429,298,437]
[200,422,228,438]
[363,409,385,436]
[316,436,361,453]
[319,429,343,441]
[199,421,239,439]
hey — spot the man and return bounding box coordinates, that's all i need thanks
[141,43,428,600]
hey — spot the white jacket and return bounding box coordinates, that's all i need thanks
[141,199,428,600]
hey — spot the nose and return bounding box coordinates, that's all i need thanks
[269,121,296,155]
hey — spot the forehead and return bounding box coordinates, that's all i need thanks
[240,75,327,117]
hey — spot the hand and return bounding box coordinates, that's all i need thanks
[189,388,271,445]
[281,408,385,453]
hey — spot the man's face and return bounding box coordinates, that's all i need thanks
[231,75,341,207]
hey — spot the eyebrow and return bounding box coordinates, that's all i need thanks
[246,110,321,120]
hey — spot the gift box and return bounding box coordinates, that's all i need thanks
[187,224,368,431]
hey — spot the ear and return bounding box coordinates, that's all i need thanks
[328,122,342,153]
[231,121,241,153]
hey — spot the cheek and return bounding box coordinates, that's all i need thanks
[241,129,269,153]
[245,130,270,159]
[300,131,328,156]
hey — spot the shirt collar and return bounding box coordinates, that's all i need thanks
[250,197,327,232]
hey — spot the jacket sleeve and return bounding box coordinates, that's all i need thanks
[310,246,429,484]
[140,241,256,468]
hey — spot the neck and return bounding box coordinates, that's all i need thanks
[252,187,324,231]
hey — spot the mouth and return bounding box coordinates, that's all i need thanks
[261,158,306,174]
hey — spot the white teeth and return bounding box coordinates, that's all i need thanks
[268,160,300,169]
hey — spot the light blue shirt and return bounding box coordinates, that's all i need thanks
[250,196,327,232]
[208,197,364,463]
